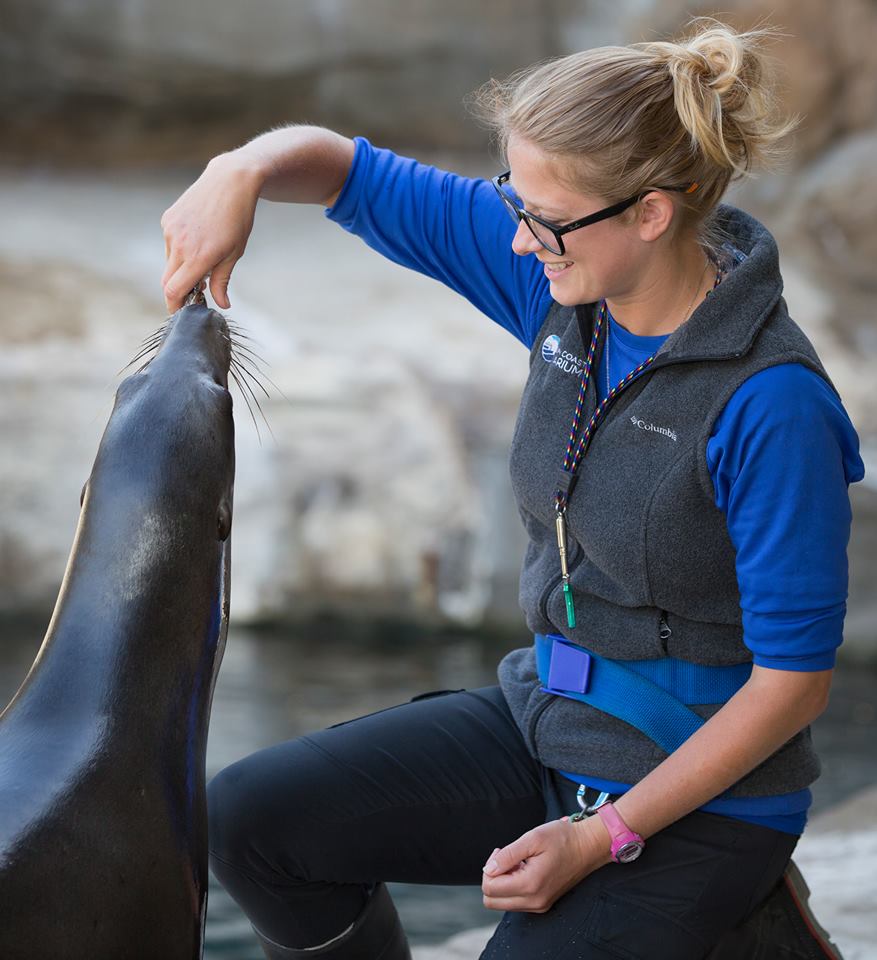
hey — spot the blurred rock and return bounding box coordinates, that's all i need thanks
[0,0,551,166]
[0,259,157,612]
[0,173,530,626]
[557,0,877,161]
[716,0,877,159]
[780,130,877,291]
[4,0,877,167]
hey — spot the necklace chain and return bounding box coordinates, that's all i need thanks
[604,258,711,399]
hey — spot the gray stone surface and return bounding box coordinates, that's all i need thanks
[4,0,877,164]
[0,170,529,626]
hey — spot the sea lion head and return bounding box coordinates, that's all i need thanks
[76,303,236,604]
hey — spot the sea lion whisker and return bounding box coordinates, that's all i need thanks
[116,349,157,377]
[125,342,160,364]
[229,340,269,366]
[235,358,296,410]
[228,366,263,443]
[230,361,275,442]
[137,321,171,350]
[224,336,297,410]
[116,323,172,375]
[230,361,276,443]
[140,322,168,343]
[229,355,271,400]
[225,326,260,345]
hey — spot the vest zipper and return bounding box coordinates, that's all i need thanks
[536,347,743,645]
[659,609,672,654]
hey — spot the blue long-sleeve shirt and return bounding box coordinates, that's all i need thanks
[325,136,865,832]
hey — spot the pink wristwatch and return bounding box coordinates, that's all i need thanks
[596,802,645,863]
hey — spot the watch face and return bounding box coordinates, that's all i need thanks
[616,841,644,864]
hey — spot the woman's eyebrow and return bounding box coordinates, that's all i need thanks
[508,180,567,218]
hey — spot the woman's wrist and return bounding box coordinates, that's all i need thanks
[571,812,614,868]
[206,149,270,196]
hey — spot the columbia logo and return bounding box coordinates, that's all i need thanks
[630,415,678,442]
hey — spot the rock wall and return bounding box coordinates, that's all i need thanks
[3,0,876,165]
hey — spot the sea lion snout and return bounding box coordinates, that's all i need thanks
[159,302,232,390]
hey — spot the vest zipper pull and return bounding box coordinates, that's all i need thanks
[563,579,576,628]
[555,510,577,629]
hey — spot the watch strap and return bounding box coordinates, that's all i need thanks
[596,801,645,863]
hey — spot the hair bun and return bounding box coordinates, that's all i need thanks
[636,19,792,176]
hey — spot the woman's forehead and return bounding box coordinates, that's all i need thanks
[506,136,597,213]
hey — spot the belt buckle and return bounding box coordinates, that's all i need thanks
[543,636,592,695]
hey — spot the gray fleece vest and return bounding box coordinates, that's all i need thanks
[498,205,839,797]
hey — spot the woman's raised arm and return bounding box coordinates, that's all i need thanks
[160,125,355,311]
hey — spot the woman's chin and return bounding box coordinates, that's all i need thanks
[548,283,590,307]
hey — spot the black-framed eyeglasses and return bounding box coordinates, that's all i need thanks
[491,170,698,256]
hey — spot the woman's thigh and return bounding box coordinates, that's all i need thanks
[207,685,548,888]
[481,785,797,960]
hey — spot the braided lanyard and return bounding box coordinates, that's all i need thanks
[554,270,724,629]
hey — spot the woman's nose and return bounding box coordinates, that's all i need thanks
[511,219,542,257]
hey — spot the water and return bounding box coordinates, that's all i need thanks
[1,618,875,957]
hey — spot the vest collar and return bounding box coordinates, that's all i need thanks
[573,205,783,365]
[652,204,783,364]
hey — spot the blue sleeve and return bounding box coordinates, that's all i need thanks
[325,136,553,348]
[707,363,865,671]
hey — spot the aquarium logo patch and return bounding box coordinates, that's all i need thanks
[541,335,584,377]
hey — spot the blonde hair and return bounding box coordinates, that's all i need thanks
[466,18,796,251]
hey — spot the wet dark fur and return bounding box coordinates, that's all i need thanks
[0,303,237,959]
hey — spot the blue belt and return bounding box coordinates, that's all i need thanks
[535,633,752,754]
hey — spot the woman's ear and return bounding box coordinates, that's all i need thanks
[636,190,676,242]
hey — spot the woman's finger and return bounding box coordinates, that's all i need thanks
[483,832,538,877]
[164,261,208,313]
[161,248,184,295]
[208,256,237,310]
[482,890,552,914]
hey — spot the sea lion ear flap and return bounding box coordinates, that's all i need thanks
[217,501,232,542]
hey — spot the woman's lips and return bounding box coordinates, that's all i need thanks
[544,260,573,278]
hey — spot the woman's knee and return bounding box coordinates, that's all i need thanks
[207,738,341,882]
[207,758,262,868]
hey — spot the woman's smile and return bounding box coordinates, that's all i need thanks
[542,259,574,278]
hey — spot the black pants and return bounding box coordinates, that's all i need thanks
[207,686,797,959]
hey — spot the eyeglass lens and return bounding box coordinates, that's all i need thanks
[497,182,562,255]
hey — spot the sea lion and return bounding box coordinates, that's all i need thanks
[0,301,235,960]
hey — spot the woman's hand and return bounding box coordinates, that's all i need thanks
[481,816,611,913]
[160,152,265,312]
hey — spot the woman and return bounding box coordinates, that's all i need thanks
[162,20,863,960]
